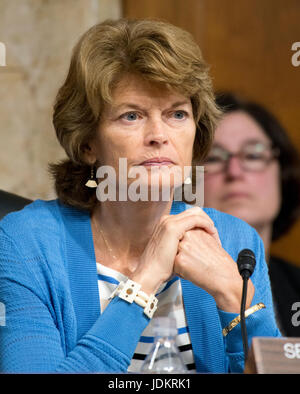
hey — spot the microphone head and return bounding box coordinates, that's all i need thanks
[237,249,256,278]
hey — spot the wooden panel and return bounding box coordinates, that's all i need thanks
[123,0,300,266]
[245,337,300,374]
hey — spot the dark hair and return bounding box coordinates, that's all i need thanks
[215,92,300,241]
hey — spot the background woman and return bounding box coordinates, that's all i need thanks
[204,92,300,336]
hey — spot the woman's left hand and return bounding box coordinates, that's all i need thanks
[174,227,254,313]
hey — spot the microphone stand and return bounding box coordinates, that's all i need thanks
[240,273,249,360]
[237,249,256,363]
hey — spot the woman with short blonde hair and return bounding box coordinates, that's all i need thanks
[50,18,219,211]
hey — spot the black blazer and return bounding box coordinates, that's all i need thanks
[269,255,300,337]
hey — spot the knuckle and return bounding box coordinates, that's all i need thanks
[190,206,202,214]
[184,231,193,241]
[175,253,184,266]
[164,220,175,233]
[175,253,188,271]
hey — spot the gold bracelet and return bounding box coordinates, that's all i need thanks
[222,302,266,337]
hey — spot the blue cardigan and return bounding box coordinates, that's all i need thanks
[0,199,280,373]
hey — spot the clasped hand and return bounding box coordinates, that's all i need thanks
[131,207,254,313]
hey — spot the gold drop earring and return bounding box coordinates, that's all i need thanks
[85,166,98,188]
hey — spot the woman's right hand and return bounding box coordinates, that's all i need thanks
[130,206,221,295]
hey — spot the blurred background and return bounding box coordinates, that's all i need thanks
[0,0,299,265]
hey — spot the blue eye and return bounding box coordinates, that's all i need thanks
[173,111,186,119]
[123,112,138,121]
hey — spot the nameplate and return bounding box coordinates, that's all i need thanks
[244,337,300,374]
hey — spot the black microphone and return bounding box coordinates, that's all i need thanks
[237,249,256,362]
[237,249,256,279]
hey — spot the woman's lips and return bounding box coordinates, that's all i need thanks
[139,157,174,166]
[222,192,250,201]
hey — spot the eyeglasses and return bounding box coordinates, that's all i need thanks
[204,141,280,174]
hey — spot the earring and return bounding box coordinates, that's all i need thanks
[85,166,97,188]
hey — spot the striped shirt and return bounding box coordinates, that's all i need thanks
[96,262,196,372]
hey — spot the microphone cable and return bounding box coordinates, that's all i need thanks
[237,249,256,361]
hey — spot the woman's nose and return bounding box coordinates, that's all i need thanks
[144,118,169,146]
[225,156,244,178]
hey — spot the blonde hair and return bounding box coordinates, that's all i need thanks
[50,18,221,211]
